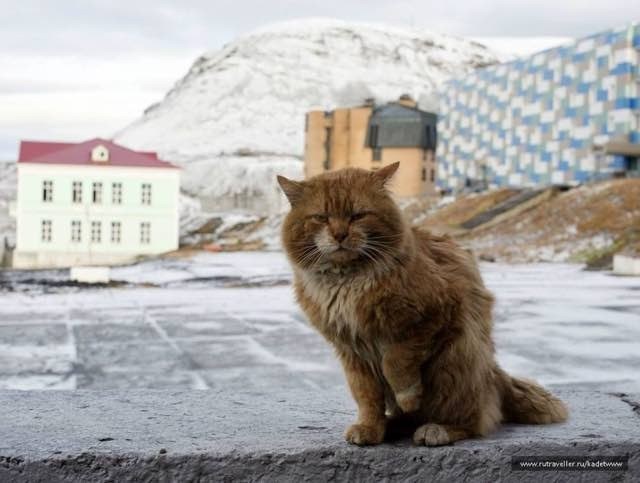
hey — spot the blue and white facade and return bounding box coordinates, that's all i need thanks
[437,24,640,190]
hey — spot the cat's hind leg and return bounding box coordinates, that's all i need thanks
[412,423,471,446]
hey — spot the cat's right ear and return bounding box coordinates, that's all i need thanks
[372,161,400,185]
[277,176,305,206]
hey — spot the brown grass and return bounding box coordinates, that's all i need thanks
[418,189,518,233]
[423,179,640,262]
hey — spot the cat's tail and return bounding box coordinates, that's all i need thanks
[498,369,568,424]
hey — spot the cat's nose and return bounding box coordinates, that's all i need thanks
[333,231,348,243]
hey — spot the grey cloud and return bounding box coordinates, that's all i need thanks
[1,0,638,57]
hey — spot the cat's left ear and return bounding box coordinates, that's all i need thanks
[373,162,400,185]
[277,175,305,206]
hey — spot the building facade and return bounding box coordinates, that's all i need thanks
[304,96,438,197]
[14,139,180,269]
[438,24,640,191]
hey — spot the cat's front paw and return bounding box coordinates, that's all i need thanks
[395,383,423,413]
[344,423,384,446]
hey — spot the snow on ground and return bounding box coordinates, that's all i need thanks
[0,252,638,393]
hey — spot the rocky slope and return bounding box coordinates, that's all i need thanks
[115,18,500,216]
[414,179,640,265]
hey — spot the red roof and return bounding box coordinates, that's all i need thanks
[18,138,179,169]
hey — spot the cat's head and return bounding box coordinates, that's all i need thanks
[277,162,406,274]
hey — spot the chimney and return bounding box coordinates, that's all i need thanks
[398,94,417,108]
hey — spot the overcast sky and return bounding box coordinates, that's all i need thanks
[1,0,638,159]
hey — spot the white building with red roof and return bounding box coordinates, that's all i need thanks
[14,138,180,269]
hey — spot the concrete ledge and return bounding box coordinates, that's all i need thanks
[0,388,638,482]
[614,255,640,276]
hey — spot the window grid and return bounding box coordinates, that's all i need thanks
[91,221,102,243]
[42,180,53,202]
[141,183,152,205]
[111,221,121,243]
[41,220,52,242]
[92,182,103,204]
[140,222,151,244]
[71,220,82,242]
[112,182,122,204]
[72,181,83,203]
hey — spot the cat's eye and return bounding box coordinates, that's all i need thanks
[311,214,328,223]
[350,212,368,222]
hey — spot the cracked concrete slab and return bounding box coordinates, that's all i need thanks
[0,388,638,482]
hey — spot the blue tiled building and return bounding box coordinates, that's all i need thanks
[437,24,640,191]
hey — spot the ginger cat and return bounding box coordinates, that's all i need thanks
[277,163,567,446]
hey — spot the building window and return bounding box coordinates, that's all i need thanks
[112,182,122,204]
[425,125,437,150]
[71,220,82,242]
[41,220,52,242]
[92,182,103,204]
[91,221,101,243]
[72,181,83,203]
[141,183,152,205]
[42,181,53,202]
[323,127,332,171]
[373,148,382,161]
[422,168,426,181]
[140,222,151,244]
[111,221,122,243]
[430,168,435,183]
[369,124,379,147]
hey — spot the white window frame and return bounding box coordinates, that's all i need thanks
[41,220,52,242]
[140,222,151,244]
[112,182,122,204]
[111,221,121,243]
[141,183,152,205]
[42,180,53,202]
[71,220,82,243]
[92,182,103,204]
[72,181,83,204]
[91,221,101,243]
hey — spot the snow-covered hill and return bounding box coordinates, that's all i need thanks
[0,161,16,260]
[116,18,500,215]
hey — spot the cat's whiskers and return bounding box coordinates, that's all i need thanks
[365,233,403,241]
[360,244,394,274]
[297,245,323,267]
[365,241,407,269]
[298,248,320,264]
[364,240,401,270]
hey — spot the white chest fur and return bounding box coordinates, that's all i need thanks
[299,270,374,337]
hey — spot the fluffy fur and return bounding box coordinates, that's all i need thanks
[277,163,568,446]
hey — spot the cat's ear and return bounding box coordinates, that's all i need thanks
[277,175,305,206]
[373,162,400,185]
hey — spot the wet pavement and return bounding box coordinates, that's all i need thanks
[0,253,638,392]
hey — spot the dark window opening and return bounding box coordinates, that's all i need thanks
[42,180,53,202]
[425,125,437,150]
[369,124,379,147]
[430,169,435,182]
[92,182,102,204]
[422,168,426,181]
[323,127,332,170]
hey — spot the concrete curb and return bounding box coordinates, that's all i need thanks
[0,388,638,482]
